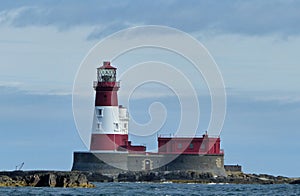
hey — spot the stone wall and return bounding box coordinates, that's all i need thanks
[72,152,125,174]
[72,152,226,176]
[224,165,242,172]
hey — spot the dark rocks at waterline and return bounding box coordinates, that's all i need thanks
[112,171,299,184]
[117,171,162,182]
[0,171,95,188]
[84,171,114,182]
[116,171,216,183]
[1,170,299,185]
[218,173,293,184]
[290,179,300,184]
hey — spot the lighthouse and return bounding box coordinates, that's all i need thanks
[72,61,225,175]
[90,61,129,151]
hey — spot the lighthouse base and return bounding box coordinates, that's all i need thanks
[71,151,226,176]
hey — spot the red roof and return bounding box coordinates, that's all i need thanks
[99,61,117,69]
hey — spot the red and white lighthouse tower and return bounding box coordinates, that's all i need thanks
[90,61,130,151]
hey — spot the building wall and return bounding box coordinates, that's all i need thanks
[90,134,128,151]
[72,152,226,176]
[72,152,127,173]
[158,137,222,154]
[94,82,119,106]
[118,106,129,134]
[92,106,120,134]
[224,165,242,172]
[159,154,225,176]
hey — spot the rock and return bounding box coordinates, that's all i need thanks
[0,171,95,188]
[85,171,113,182]
[138,172,161,182]
[0,175,13,186]
[56,174,68,187]
[0,175,27,187]
[35,173,57,187]
[118,172,137,182]
[290,179,300,184]
[0,170,298,185]
[164,171,213,181]
[29,174,40,186]
[55,172,95,188]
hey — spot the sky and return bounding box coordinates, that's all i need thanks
[0,0,300,177]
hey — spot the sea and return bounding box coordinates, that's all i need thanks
[0,182,299,196]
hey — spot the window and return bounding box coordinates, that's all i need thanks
[200,143,206,150]
[189,143,194,149]
[124,123,127,129]
[97,123,102,131]
[97,109,103,116]
[177,143,182,149]
[115,123,119,129]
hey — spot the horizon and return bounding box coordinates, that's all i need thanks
[1,1,300,177]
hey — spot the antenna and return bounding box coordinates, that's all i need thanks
[15,162,24,171]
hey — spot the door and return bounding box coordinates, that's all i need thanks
[145,159,151,170]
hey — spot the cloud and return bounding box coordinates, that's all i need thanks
[1,1,300,39]
[0,81,72,96]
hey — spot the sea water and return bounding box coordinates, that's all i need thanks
[0,182,299,195]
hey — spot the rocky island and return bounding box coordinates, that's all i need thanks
[1,170,299,187]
